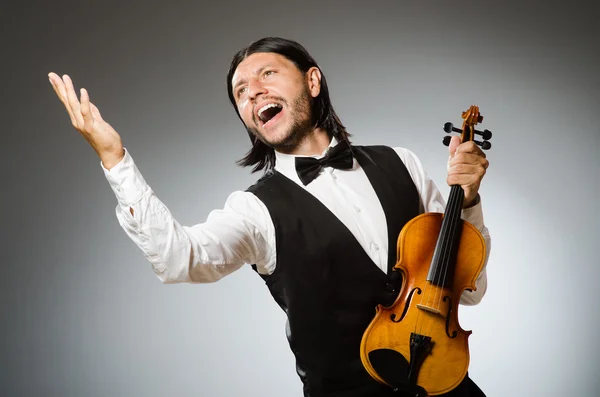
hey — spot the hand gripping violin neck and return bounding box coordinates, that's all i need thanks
[360,106,492,396]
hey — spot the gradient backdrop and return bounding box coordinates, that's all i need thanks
[2,1,599,396]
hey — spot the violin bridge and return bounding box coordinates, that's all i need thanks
[415,304,443,317]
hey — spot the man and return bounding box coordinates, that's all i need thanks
[48,37,490,397]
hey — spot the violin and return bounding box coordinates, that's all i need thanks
[360,106,492,396]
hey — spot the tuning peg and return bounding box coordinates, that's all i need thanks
[442,136,492,150]
[474,129,492,140]
[443,122,462,134]
[476,140,492,150]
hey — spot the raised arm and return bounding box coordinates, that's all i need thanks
[48,73,275,284]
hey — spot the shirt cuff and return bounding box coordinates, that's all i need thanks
[461,195,485,231]
[101,148,150,206]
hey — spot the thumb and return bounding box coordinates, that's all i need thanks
[90,103,104,121]
[448,135,462,159]
[447,135,462,172]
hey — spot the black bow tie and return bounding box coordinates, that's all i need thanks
[295,140,354,185]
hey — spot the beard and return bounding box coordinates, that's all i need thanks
[246,86,314,153]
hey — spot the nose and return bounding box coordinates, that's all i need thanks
[247,78,267,101]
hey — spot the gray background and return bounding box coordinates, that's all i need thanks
[2,0,599,396]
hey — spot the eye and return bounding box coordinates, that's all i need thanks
[263,70,275,78]
[237,86,247,98]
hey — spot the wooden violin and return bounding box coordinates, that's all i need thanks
[360,105,492,396]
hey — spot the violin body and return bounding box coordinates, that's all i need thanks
[360,212,486,395]
[360,106,492,396]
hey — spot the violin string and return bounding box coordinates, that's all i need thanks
[430,156,467,338]
[427,186,455,335]
[428,184,462,338]
[416,191,450,337]
[425,161,454,335]
[440,186,461,319]
[416,187,456,337]
[435,131,471,335]
[417,203,454,336]
[424,129,473,356]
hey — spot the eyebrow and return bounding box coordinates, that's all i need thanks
[232,64,274,93]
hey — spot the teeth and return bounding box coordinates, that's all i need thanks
[258,103,281,118]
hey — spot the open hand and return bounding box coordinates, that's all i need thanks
[48,73,124,169]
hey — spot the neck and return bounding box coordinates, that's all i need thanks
[279,128,332,156]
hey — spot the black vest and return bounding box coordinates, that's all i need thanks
[247,145,419,396]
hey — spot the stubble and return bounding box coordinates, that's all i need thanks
[246,86,314,154]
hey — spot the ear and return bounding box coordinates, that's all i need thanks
[306,67,322,98]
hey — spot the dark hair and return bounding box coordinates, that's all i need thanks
[226,37,351,173]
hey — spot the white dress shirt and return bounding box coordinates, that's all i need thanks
[102,137,491,305]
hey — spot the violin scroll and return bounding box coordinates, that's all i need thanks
[442,105,492,150]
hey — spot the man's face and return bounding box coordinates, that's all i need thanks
[231,52,321,152]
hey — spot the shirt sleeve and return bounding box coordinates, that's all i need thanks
[393,147,491,306]
[101,148,276,284]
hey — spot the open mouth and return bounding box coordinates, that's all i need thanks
[257,103,283,127]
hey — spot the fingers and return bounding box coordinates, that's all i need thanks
[447,165,486,186]
[448,162,486,175]
[447,169,482,207]
[48,73,101,136]
[80,88,95,132]
[448,152,488,184]
[90,102,104,121]
[447,147,488,193]
[448,152,489,170]
[48,73,77,126]
[62,74,84,127]
[456,140,486,158]
[447,141,489,207]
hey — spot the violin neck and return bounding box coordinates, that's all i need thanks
[427,185,464,287]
